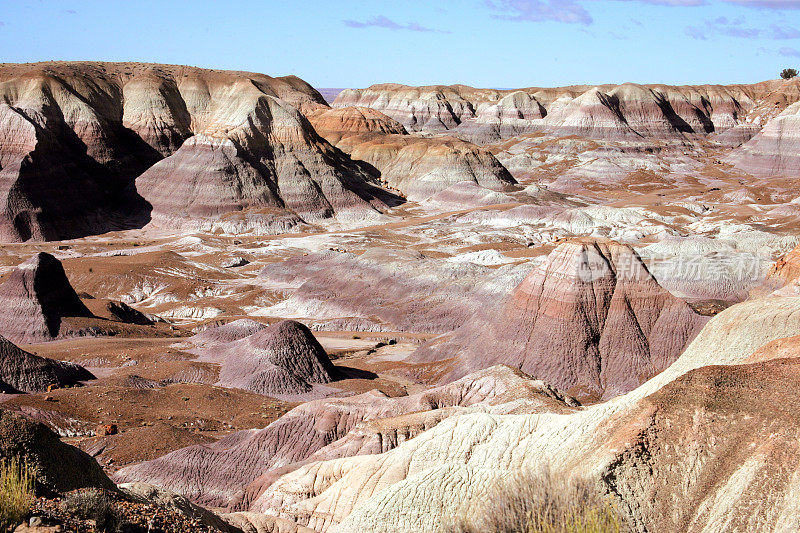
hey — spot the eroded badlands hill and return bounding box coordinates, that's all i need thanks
[308,106,516,200]
[0,252,93,343]
[0,334,94,393]
[3,64,800,533]
[193,319,342,398]
[0,62,395,240]
[334,79,799,144]
[114,365,576,509]
[414,239,708,400]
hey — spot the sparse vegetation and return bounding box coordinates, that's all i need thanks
[61,489,119,532]
[0,457,35,531]
[781,68,798,79]
[446,468,627,533]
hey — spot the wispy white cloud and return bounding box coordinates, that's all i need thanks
[485,0,593,25]
[483,0,800,28]
[686,16,800,39]
[614,0,705,5]
[629,0,800,6]
[725,0,800,8]
[779,46,800,56]
[343,15,450,33]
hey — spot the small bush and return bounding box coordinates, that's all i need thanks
[781,68,798,80]
[447,468,627,533]
[61,489,118,532]
[0,457,35,530]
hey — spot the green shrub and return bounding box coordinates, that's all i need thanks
[447,468,627,533]
[0,457,35,530]
[781,68,798,80]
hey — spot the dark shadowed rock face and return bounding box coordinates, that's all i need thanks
[0,409,114,495]
[0,252,93,343]
[0,334,94,393]
[196,319,340,396]
[413,239,709,401]
[106,300,153,325]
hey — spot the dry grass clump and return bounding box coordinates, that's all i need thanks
[0,456,35,530]
[446,468,626,533]
[61,489,119,532]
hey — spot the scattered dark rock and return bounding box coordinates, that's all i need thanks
[106,301,153,326]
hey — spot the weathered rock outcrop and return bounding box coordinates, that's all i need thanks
[113,366,576,510]
[305,106,407,144]
[0,334,94,393]
[264,294,800,532]
[194,319,340,397]
[340,134,516,201]
[221,512,314,533]
[0,409,114,494]
[119,482,241,533]
[413,239,708,400]
[106,300,154,325]
[334,84,485,134]
[728,100,800,177]
[0,62,395,241]
[0,252,93,343]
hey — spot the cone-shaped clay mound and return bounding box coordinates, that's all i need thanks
[414,239,708,401]
[0,252,93,344]
[0,334,94,393]
[196,319,339,397]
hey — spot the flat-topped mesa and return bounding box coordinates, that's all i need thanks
[194,319,340,397]
[306,106,407,144]
[0,252,93,344]
[308,106,515,201]
[413,239,708,401]
[0,61,394,241]
[334,81,792,143]
[0,334,94,393]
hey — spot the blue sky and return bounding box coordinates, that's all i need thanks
[0,0,798,89]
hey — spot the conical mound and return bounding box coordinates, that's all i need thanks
[197,319,340,397]
[0,252,92,343]
[413,239,708,401]
[0,334,94,393]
